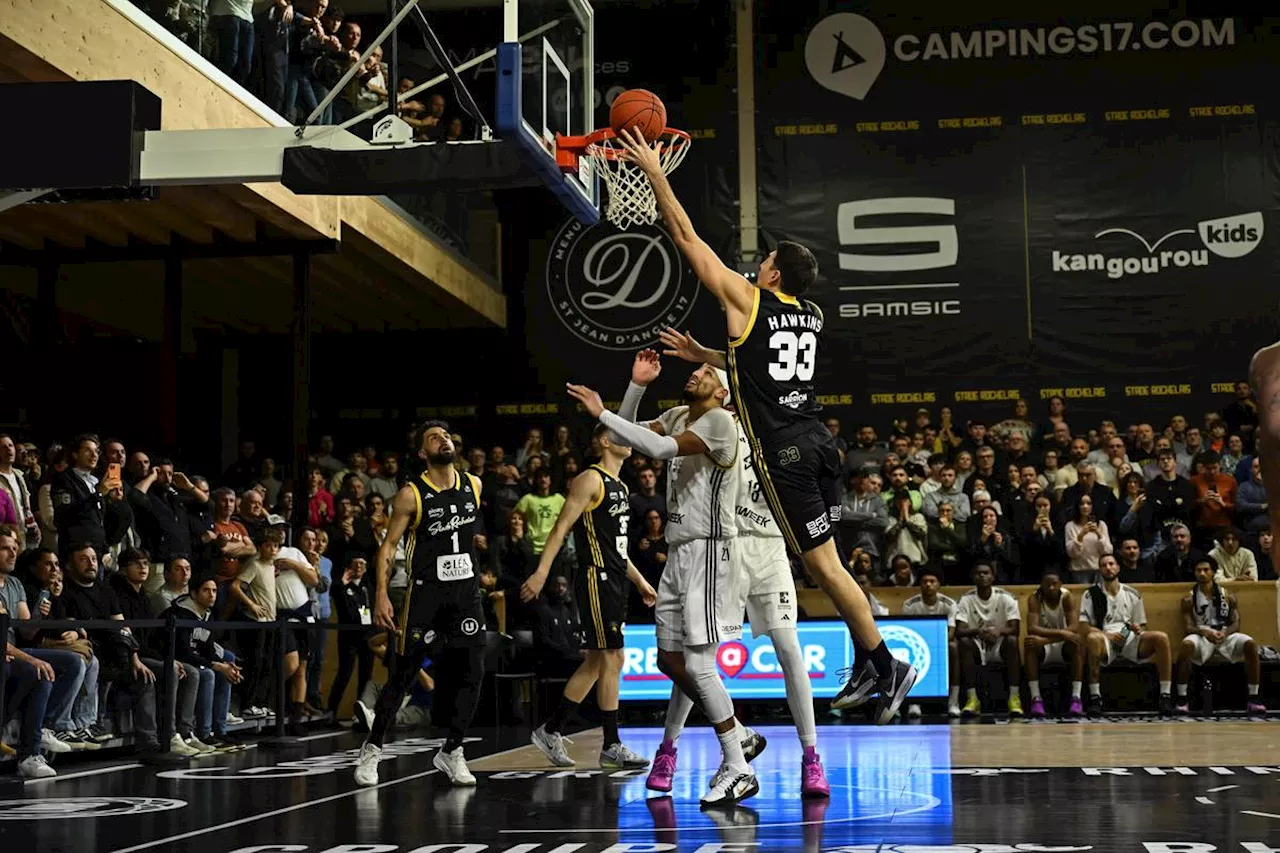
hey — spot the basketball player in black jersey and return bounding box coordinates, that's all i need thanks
[354,421,486,788]
[520,424,657,769]
[619,128,916,722]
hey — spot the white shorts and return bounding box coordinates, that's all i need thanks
[656,539,745,651]
[1042,641,1066,667]
[975,636,1011,666]
[1102,630,1146,666]
[739,535,798,638]
[1185,632,1253,665]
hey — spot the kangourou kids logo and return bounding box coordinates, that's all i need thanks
[1051,212,1264,280]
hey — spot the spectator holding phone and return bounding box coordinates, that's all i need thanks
[1065,494,1113,584]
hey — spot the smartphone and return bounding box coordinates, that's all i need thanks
[37,589,50,611]
[106,462,122,486]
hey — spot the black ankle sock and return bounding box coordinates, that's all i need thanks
[601,709,620,748]
[854,643,868,671]
[546,697,579,734]
[442,735,464,753]
[870,641,895,680]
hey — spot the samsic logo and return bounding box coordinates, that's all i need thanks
[1051,212,1263,280]
[837,197,962,320]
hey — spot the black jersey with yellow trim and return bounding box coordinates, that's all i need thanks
[572,464,630,576]
[401,468,484,589]
[726,287,825,440]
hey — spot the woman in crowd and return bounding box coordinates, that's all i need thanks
[1065,494,1113,583]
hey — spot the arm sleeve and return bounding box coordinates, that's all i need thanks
[618,381,648,423]
[599,410,681,460]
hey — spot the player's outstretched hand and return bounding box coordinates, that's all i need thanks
[659,327,708,364]
[373,592,399,634]
[632,348,662,386]
[567,382,605,417]
[616,126,663,176]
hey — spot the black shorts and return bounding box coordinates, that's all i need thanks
[576,564,627,650]
[749,421,842,556]
[397,578,485,654]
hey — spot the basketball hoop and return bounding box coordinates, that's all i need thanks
[557,127,691,230]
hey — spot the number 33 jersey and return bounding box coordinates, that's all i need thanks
[726,288,824,437]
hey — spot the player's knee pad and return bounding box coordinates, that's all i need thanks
[683,643,734,724]
[441,645,485,688]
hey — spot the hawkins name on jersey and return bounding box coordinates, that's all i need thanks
[735,417,779,538]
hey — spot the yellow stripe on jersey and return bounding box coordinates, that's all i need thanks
[727,346,803,555]
[585,564,606,648]
[730,287,761,348]
[583,504,605,569]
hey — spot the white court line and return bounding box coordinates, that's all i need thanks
[109,740,535,853]
[294,731,350,743]
[1206,785,1239,793]
[25,763,144,787]
[1196,797,1214,805]
[1242,811,1280,820]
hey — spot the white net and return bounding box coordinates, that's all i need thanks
[586,131,691,230]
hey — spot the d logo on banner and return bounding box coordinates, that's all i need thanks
[805,13,887,101]
[545,218,697,351]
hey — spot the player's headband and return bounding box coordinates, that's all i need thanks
[712,367,732,406]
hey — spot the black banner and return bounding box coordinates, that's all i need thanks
[520,0,739,405]
[751,1,1280,421]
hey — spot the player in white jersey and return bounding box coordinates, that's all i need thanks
[648,415,830,799]
[568,350,758,806]
[1023,571,1085,718]
[900,567,959,717]
[1079,554,1174,716]
[1175,555,1265,714]
[954,563,1023,717]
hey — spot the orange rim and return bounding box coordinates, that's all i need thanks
[558,127,691,162]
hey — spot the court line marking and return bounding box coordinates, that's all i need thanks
[1196,797,1214,805]
[109,740,535,853]
[1206,785,1239,793]
[25,763,144,787]
[1242,811,1280,821]
[294,731,350,743]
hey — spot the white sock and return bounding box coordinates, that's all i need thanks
[948,686,960,706]
[770,627,817,748]
[966,688,978,702]
[1028,681,1042,701]
[1176,683,1188,698]
[1159,680,1172,696]
[716,726,750,774]
[663,687,695,746]
[1248,684,1259,696]
[1071,681,1082,699]
[1089,683,1101,698]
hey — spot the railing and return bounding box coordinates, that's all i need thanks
[0,612,371,751]
[115,0,501,281]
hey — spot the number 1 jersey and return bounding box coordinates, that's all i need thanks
[726,288,824,437]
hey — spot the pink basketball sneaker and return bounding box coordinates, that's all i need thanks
[801,747,830,799]
[646,741,677,793]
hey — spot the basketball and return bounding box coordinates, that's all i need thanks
[609,88,667,142]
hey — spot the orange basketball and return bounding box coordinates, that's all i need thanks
[609,89,667,142]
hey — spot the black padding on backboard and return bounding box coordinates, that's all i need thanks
[281,139,544,195]
[0,80,160,190]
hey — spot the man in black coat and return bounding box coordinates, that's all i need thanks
[51,435,133,572]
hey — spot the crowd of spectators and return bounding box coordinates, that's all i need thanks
[140,0,470,141]
[1,382,1271,775]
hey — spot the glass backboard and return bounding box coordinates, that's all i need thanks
[495,0,597,221]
